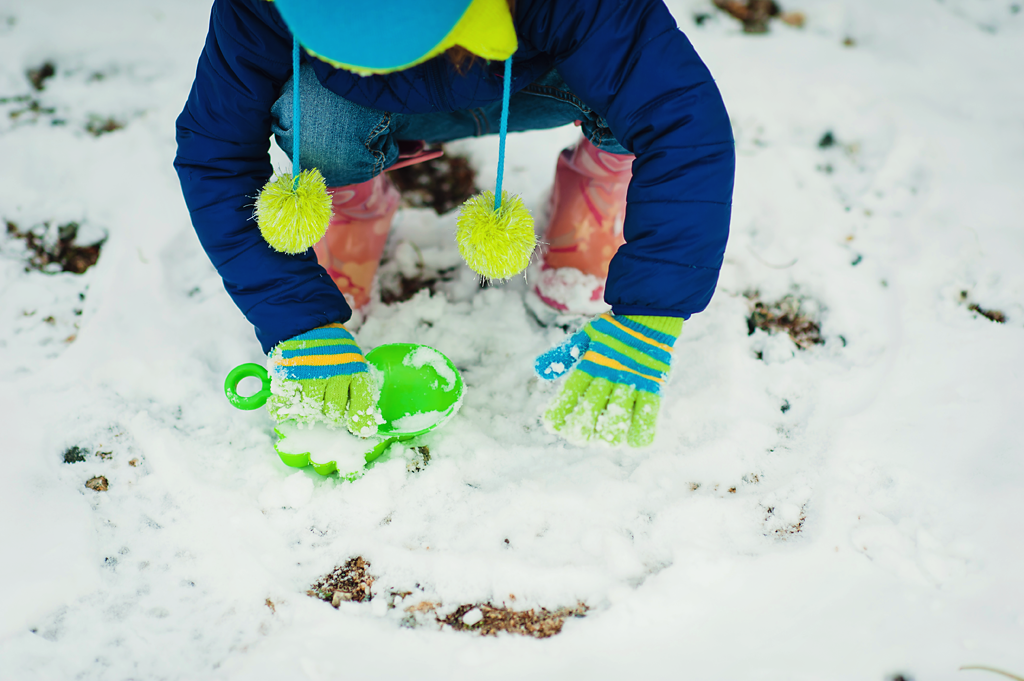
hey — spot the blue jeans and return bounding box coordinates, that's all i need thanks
[271,64,629,187]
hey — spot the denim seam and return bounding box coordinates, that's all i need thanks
[364,112,392,177]
[521,84,590,115]
[521,83,615,148]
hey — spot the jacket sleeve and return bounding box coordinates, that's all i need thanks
[520,0,735,318]
[174,0,350,354]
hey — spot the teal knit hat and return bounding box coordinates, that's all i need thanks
[256,0,535,279]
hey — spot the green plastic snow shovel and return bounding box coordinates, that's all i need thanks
[224,343,464,479]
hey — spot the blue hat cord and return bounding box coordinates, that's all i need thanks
[292,36,302,190]
[493,57,512,210]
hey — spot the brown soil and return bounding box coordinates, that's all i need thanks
[713,0,805,32]
[438,602,588,639]
[27,62,55,91]
[63,446,88,464]
[713,0,778,32]
[85,476,108,492]
[765,504,807,538]
[959,291,1006,323]
[389,147,479,215]
[746,292,823,349]
[308,557,375,605]
[5,63,126,134]
[968,303,1006,324]
[310,556,588,638]
[779,11,805,26]
[6,98,56,120]
[381,267,457,305]
[85,115,125,137]
[5,220,103,274]
[406,446,432,473]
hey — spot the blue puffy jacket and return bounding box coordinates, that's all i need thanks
[174,0,735,353]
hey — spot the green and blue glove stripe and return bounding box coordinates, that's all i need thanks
[272,323,367,381]
[576,344,663,394]
[588,315,675,365]
[536,314,677,393]
[267,323,382,436]
[535,313,683,447]
[574,315,675,394]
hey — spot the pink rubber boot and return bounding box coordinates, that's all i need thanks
[314,173,400,310]
[534,136,635,314]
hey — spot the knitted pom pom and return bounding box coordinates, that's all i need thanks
[254,168,332,254]
[456,190,535,280]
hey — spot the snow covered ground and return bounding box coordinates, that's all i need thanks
[1,0,1022,678]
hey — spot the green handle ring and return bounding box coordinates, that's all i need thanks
[224,363,272,410]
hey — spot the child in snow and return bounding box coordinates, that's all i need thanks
[175,0,735,447]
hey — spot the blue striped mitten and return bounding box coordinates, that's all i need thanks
[535,313,683,447]
[267,323,382,436]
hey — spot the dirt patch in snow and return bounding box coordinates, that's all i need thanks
[5,220,104,274]
[764,504,806,538]
[27,61,56,91]
[85,114,125,137]
[405,445,432,473]
[381,266,457,305]
[712,0,805,33]
[2,94,56,123]
[63,445,88,464]
[389,146,479,215]
[378,240,458,305]
[968,304,1006,323]
[85,475,108,492]
[437,602,588,639]
[745,291,823,349]
[309,556,588,637]
[308,557,375,605]
[1,61,131,135]
[960,291,1006,323]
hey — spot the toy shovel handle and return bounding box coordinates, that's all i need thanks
[224,363,272,410]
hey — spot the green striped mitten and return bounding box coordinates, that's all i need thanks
[267,323,383,437]
[535,313,683,447]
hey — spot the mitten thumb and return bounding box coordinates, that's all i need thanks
[535,329,590,380]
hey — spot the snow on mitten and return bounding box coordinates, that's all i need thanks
[535,314,682,447]
[267,323,383,437]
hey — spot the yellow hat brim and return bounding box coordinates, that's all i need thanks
[308,0,517,75]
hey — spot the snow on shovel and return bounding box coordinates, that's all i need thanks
[224,343,464,480]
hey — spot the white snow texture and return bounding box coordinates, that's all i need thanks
[0,0,1022,680]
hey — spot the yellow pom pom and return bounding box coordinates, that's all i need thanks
[456,191,535,280]
[254,168,333,254]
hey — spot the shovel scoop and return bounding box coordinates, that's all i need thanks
[224,343,464,479]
